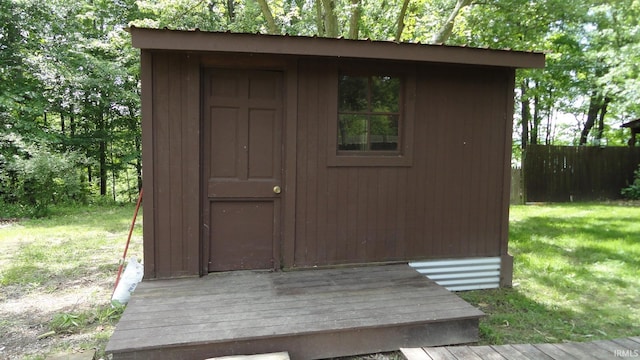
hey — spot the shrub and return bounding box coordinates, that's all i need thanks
[0,134,90,217]
[621,164,640,200]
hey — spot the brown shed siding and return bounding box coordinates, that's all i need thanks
[142,51,201,278]
[131,28,537,278]
[293,60,513,267]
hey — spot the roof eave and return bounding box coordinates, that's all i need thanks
[129,27,545,69]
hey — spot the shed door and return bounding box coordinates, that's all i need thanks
[203,69,283,271]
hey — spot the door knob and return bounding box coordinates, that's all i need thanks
[273,186,282,194]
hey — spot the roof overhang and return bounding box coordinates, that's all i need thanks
[622,118,640,129]
[129,27,545,69]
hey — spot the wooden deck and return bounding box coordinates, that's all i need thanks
[106,264,484,359]
[401,337,640,359]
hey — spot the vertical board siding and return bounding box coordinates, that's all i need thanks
[146,52,200,278]
[295,61,510,267]
[141,51,155,278]
[524,145,640,202]
[182,55,200,272]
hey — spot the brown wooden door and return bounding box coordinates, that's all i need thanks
[203,69,283,271]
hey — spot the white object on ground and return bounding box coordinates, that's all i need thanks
[111,256,144,305]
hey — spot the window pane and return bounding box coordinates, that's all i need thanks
[339,76,368,112]
[371,76,400,113]
[370,115,398,150]
[338,114,368,151]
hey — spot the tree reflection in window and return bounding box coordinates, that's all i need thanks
[338,75,400,152]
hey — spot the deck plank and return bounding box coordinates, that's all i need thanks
[467,345,505,360]
[489,345,529,360]
[404,338,639,360]
[509,343,554,360]
[552,342,599,360]
[106,264,483,359]
[576,341,622,359]
[533,343,579,359]
[612,338,640,351]
[421,347,458,360]
[590,339,621,354]
[449,346,485,360]
[400,348,432,360]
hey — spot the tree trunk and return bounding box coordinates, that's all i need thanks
[110,141,116,201]
[70,114,76,137]
[315,0,325,36]
[226,0,235,22]
[431,0,472,44]
[579,92,603,145]
[98,113,107,196]
[520,81,530,149]
[395,0,411,41]
[595,97,611,143]
[347,0,361,39]
[545,88,554,145]
[530,89,540,145]
[545,112,552,145]
[256,0,279,34]
[321,0,339,37]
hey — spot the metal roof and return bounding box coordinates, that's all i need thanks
[129,27,545,69]
[622,118,640,129]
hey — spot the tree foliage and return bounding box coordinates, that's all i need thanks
[1,0,639,215]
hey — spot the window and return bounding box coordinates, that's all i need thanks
[327,65,415,167]
[338,75,401,152]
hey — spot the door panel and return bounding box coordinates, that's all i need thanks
[210,201,275,271]
[209,107,239,178]
[203,69,283,271]
[248,109,277,178]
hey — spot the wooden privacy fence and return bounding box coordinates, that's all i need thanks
[510,167,524,205]
[523,145,640,202]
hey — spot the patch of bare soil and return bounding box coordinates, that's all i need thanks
[0,275,114,360]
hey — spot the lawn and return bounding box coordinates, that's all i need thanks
[0,204,143,360]
[459,202,640,345]
[0,202,638,359]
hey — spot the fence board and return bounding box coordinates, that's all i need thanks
[510,168,523,204]
[524,145,640,202]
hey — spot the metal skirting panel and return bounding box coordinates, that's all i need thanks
[409,257,501,291]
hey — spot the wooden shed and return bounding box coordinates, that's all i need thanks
[622,118,640,146]
[131,27,544,283]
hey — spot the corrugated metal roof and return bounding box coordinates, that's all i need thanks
[129,26,545,69]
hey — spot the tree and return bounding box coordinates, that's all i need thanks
[430,0,472,44]
[3,0,640,214]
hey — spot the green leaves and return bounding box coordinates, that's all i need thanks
[2,0,639,209]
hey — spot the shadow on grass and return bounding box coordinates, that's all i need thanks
[511,215,639,247]
[460,205,640,344]
[13,204,142,234]
[460,283,639,345]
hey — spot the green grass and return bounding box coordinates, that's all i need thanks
[0,204,142,288]
[0,203,142,359]
[459,202,640,345]
[2,202,638,358]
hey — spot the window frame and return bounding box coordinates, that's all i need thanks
[328,64,416,167]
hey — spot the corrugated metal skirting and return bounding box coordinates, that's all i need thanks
[409,257,501,291]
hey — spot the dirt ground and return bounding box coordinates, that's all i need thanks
[0,277,401,360]
[0,220,400,360]
[0,270,113,359]
[0,220,115,360]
